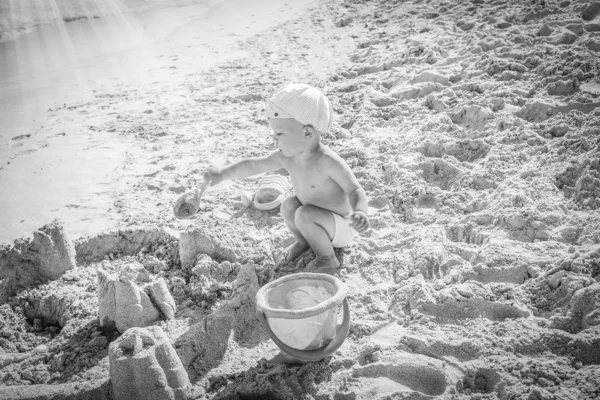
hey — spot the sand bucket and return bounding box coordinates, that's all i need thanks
[255,272,350,362]
[253,174,290,211]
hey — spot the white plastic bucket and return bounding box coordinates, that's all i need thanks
[253,174,290,211]
[256,273,350,361]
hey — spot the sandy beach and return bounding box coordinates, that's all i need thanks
[1,0,600,398]
[0,0,317,243]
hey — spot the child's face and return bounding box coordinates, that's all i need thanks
[268,118,309,157]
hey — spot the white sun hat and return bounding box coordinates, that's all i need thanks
[262,83,334,133]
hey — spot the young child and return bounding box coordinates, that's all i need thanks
[203,83,369,274]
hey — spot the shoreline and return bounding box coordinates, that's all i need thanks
[0,0,319,246]
[0,0,224,44]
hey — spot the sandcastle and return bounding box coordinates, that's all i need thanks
[109,326,190,400]
[98,264,176,333]
[0,219,76,303]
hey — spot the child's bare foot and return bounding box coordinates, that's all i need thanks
[312,256,340,275]
[284,241,309,262]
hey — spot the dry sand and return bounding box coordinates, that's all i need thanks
[1,0,600,398]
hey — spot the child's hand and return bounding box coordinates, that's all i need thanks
[349,211,369,232]
[202,165,224,186]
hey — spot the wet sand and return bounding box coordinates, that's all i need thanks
[0,0,316,244]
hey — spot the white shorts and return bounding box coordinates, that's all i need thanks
[330,212,358,248]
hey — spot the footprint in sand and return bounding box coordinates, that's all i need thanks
[445,224,490,246]
[11,134,31,141]
[421,297,531,322]
[461,367,505,396]
[582,2,600,21]
[17,149,38,157]
[419,158,462,190]
[419,139,491,162]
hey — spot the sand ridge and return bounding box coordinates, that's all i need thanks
[1,0,600,398]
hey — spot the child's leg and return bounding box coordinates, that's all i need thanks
[294,205,335,257]
[294,205,340,274]
[280,196,310,261]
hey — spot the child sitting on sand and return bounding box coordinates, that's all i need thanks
[203,83,369,274]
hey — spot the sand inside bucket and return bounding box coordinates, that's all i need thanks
[255,188,280,204]
[269,286,337,350]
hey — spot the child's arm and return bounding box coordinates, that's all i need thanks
[203,151,282,185]
[347,186,369,215]
[328,156,370,232]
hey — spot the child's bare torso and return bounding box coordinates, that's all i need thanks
[279,146,352,216]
